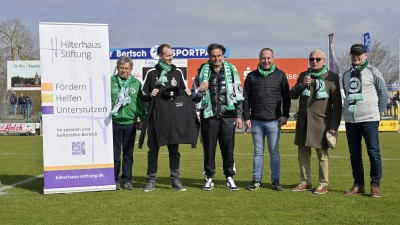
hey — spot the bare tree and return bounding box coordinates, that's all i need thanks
[0,17,39,116]
[336,40,399,83]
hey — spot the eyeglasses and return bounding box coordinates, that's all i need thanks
[309,58,322,62]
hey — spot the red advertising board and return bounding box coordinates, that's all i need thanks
[187,58,308,88]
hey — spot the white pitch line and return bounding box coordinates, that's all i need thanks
[0,174,44,195]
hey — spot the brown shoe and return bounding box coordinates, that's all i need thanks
[313,185,328,194]
[291,184,312,192]
[345,186,365,195]
[371,185,381,198]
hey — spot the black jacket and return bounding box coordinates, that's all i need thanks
[191,63,243,118]
[243,67,291,121]
[139,64,199,148]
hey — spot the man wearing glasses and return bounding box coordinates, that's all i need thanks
[289,50,342,195]
[342,44,388,198]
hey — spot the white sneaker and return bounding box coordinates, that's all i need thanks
[202,178,214,191]
[226,177,239,191]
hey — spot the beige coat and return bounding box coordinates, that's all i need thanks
[289,70,342,149]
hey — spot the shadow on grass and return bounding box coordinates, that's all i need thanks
[131,175,207,190]
[130,176,308,191]
[0,175,44,194]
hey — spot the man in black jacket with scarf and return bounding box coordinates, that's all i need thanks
[140,44,196,192]
[192,43,244,191]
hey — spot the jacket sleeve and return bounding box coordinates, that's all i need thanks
[289,71,307,100]
[329,72,342,130]
[191,73,204,103]
[141,71,153,102]
[372,68,389,113]
[137,82,147,121]
[177,68,187,90]
[243,73,252,121]
[281,71,291,118]
[235,100,243,119]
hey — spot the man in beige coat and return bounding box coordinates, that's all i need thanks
[289,50,342,194]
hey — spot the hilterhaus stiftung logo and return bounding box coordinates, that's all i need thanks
[41,37,102,62]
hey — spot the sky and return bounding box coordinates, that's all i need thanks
[1,0,399,59]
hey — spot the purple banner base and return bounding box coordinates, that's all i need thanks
[44,167,115,191]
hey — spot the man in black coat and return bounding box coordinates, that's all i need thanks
[140,44,197,192]
[191,43,244,191]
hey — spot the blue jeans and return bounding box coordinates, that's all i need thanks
[11,104,16,115]
[345,121,382,187]
[251,119,281,182]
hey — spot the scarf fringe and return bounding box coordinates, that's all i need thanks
[226,105,235,110]
[316,92,329,99]
[348,105,357,113]
[301,89,310,96]
[158,73,168,86]
[348,93,364,101]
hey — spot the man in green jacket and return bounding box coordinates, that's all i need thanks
[111,56,146,190]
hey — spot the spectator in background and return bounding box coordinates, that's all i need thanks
[26,96,32,118]
[385,97,392,116]
[18,93,26,116]
[393,96,398,116]
[10,93,17,115]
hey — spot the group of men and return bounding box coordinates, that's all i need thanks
[110,43,387,198]
[10,93,32,118]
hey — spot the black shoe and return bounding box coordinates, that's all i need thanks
[246,180,262,190]
[123,182,133,190]
[143,181,155,192]
[272,179,283,191]
[115,182,121,190]
[172,179,186,191]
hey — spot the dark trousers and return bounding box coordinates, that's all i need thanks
[345,121,382,187]
[201,117,236,178]
[147,119,180,182]
[113,122,136,183]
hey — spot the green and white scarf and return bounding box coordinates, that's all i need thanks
[110,75,132,116]
[258,63,276,78]
[157,60,171,86]
[347,60,368,113]
[301,65,329,99]
[199,60,244,118]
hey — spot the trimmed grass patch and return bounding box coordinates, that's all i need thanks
[1,133,400,224]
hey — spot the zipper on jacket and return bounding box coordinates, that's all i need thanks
[216,71,220,117]
[262,75,265,116]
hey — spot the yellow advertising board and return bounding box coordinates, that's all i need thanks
[281,120,399,132]
[379,120,399,131]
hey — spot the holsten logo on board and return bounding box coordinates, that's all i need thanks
[109,46,230,60]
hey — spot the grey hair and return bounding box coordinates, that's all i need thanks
[309,50,326,59]
[116,56,133,69]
